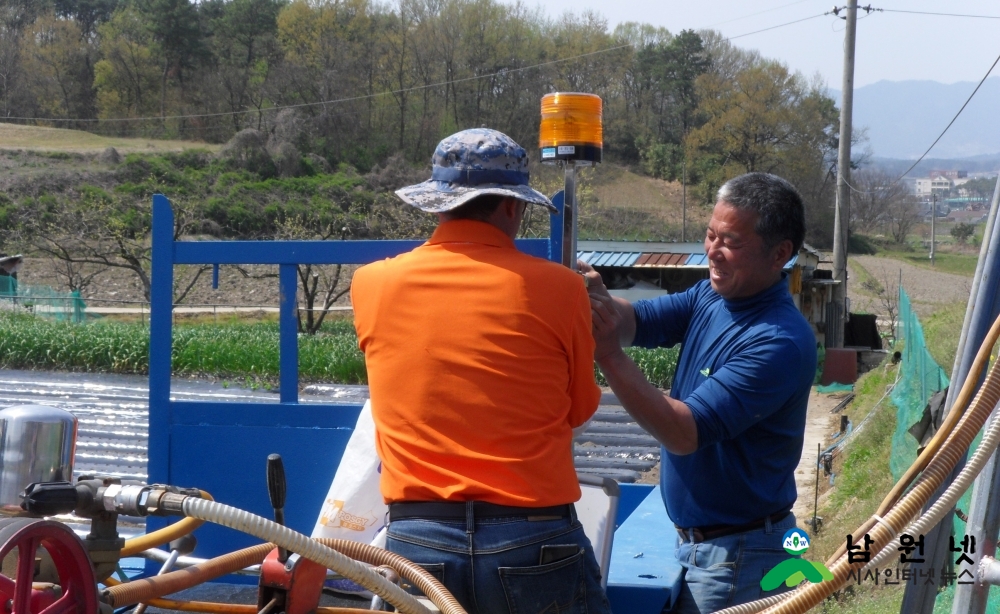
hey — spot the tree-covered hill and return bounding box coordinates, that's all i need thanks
[1,0,840,246]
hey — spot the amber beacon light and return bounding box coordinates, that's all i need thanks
[539,92,603,163]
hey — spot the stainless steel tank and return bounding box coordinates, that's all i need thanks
[0,405,77,515]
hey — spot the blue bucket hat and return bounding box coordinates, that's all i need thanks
[396,128,555,213]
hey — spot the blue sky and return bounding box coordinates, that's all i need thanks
[506,0,1000,89]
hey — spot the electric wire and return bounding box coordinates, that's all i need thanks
[893,49,1000,183]
[878,9,1000,20]
[727,12,830,40]
[702,0,814,29]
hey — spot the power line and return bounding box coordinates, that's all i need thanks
[878,9,1000,20]
[703,0,815,29]
[895,49,1000,183]
[727,12,830,40]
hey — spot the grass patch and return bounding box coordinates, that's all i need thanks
[810,300,966,612]
[878,247,978,277]
[0,122,217,154]
[809,366,903,611]
[921,301,968,372]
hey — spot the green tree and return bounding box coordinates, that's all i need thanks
[208,0,283,131]
[20,13,94,119]
[137,0,204,118]
[631,29,710,179]
[53,0,119,38]
[850,167,909,235]
[0,0,52,32]
[951,222,975,245]
[94,6,160,118]
[686,59,836,196]
[961,176,996,203]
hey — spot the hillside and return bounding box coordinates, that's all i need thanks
[5,125,701,309]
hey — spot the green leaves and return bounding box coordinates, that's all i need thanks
[595,346,679,389]
[0,312,367,383]
[1,311,676,390]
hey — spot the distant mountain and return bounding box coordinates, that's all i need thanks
[871,154,1000,177]
[829,77,1000,161]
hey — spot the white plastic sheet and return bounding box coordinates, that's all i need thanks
[311,400,388,543]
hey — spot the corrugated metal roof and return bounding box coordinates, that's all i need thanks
[0,372,659,486]
[578,250,801,270]
[593,251,641,267]
[581,251,706,268]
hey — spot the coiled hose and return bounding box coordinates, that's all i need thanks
[861,387,1000,573]
[110,537,464,614]
[140,603,376,614]
[714,311,1000,614]
[314,537,465,614]
[825,313,1000,568]
[106,573,379,614]
[181,497,439,614]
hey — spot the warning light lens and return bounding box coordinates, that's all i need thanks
[539,93,603,148]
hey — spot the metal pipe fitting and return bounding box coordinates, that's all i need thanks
[978,556,1000,586]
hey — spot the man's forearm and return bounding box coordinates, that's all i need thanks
[597,349,698,455]
[611,296,637,347]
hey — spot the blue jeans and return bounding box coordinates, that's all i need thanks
[666,513,797,614]
[386,505,612,614]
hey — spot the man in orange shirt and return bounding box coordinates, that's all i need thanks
[351,128,611,614]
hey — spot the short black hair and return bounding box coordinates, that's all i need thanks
[717,173,805,256]
[442,194,507,221]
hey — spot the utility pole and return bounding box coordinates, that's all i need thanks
[930,193,936,266]
[682,159,687,242]
[831,0,858,349]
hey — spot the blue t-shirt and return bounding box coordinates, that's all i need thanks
[633,276,816,527]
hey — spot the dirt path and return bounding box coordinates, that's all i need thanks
[793,390,848,523]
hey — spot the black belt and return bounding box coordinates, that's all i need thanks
[389,501,573,522]
[675,511,791,544]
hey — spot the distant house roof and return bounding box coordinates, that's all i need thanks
[945,210,987,223]
[577,241,815,270]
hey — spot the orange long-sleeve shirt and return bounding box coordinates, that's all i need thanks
[351,219,600,506]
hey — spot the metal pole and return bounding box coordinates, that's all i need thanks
[562,162,578,270]
[812,443,820,533]
[952,175,1000,614]
[682,159,687,242]
[832,0,858,350]
[905,174,1000,613]
[931,194,937,266]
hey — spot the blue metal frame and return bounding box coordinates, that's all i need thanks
[147,192,564,566]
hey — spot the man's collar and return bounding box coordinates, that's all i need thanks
[427,219,515,249]
[722,273,789,311]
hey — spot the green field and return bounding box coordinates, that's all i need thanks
[0,122,218,153]
[878,247,979,277]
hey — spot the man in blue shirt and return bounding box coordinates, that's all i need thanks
[586,172,817,613]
